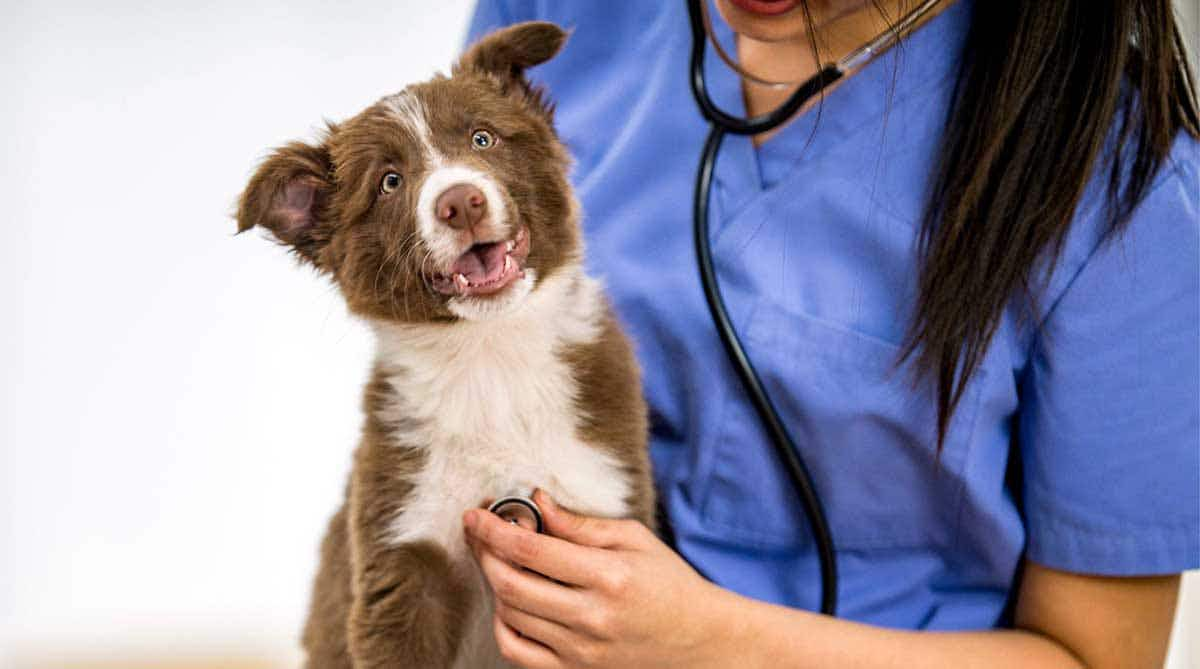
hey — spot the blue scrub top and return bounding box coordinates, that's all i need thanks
[466,0,1200,629]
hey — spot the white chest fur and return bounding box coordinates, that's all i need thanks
[371,268,632,562]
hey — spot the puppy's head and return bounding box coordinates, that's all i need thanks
[237,22,574,322]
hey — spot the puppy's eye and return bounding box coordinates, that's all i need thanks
[379,172,402,194]
[471,129,496,150]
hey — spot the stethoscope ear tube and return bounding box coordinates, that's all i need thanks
[686,0,842,135]
[685,0,939,135]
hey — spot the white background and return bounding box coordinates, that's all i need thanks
[1,1,1196,667]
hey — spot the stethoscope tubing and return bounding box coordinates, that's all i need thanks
[691,122,840,617]
[685,0,942,620]
[686,0,844,617]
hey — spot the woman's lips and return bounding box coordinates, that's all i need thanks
[727,0,800,17]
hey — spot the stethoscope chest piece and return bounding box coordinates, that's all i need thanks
[488,496,545,534]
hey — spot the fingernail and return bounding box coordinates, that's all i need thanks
[534,488,555,509]
[463,509,478,531]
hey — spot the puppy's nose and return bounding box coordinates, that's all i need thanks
[435,183,487,230]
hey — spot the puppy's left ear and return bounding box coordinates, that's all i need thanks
[236,139,335,269]
[456,21,568,110]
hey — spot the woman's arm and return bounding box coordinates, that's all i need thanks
[713,560,1180,669]
[463,490,1181,669]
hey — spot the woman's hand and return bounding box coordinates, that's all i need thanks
[462,489,735,668]
[463,491,1181,669]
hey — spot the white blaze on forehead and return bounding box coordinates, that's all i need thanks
[382,90,443,169]
[383,91,511,273]
[383,90,515,287]
[415,164,509,269]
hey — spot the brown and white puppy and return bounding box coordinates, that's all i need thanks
[236,22,655,669]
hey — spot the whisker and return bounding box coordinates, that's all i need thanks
[390,239,416,323]
[394,232,426,323]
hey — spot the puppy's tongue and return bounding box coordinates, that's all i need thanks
[450,241,507,284]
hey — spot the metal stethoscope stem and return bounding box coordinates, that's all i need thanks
[685,0,941,618]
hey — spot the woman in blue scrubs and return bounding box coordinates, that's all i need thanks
[461,0,1200,666]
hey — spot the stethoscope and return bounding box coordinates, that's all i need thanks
[685,0,942,617]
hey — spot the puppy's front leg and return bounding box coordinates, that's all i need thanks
[348,540,470,668]
[346,444,473,669]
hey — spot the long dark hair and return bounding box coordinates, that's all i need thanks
[833,1,1199,446]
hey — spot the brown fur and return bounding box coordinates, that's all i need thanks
[236,24,577,327]
[565,309,657,529]
[238,22,654,668]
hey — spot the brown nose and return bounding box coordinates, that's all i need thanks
[435,183,487,230]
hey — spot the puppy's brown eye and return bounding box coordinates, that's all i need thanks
[471,130,495,150]
[380,172,402,194]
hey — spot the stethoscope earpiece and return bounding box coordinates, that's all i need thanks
[487,496,545,534]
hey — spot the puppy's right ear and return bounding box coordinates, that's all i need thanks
[457,21,568,82]
[236,139,335,267]
[455,22,569,122]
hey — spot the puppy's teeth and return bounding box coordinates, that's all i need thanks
[506,240,515,252]
[453,273,469,290]
[504,255,515,273]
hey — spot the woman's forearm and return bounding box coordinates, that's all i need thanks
[708,560,1181,669]
[710,586,1082,669]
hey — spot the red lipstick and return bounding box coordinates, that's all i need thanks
[727,0,800,16]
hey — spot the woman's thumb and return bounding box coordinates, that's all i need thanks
[534,489,630,548]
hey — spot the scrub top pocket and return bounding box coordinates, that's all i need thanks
[699,298,986,552]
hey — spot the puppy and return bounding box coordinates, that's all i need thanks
[236,21,655,669]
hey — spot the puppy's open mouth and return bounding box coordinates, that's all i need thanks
[429,226,530,297]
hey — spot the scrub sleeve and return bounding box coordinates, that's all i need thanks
[1020,161,1200,575]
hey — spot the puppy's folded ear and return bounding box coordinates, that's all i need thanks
[456,21,568,119]
[236,139,335,268]
[457,21,568,81]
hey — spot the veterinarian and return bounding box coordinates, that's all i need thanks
[461,0,1200,666]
